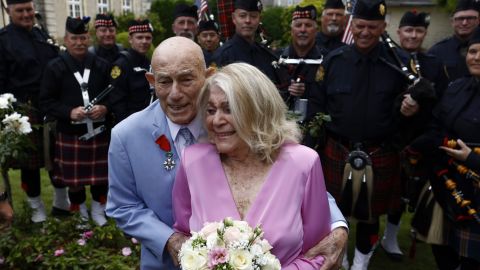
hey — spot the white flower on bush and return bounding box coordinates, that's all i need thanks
[0,93,16,104]
[0,97,8,109]
[229,249,254,270]
[2,112,32,134]
[180,249,208,270]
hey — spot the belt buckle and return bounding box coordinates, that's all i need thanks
[347,143,372,170]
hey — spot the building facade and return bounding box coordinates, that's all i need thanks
[1,0,152,39]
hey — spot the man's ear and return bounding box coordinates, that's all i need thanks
[145,72,155,85]
[205,67,216,78]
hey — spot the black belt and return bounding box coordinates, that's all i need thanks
[327,132,386,150]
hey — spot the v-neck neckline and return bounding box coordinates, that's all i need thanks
[216,152,279,222]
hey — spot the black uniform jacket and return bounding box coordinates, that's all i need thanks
[39,52,111,135]
[212,34,280,84]
[110,49,151,123]
[315,32,345,55]
[0,24,58,105]
[317,43,410,143]
[428,35,469,82]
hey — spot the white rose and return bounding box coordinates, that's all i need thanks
[257,239,273,253]
[180,249,208,270]
[233,221,252,233]
[200,222,220,238]
[229,249,254,270]
[260,253,281,270]
[18,116,32,134]
[206,233,222,249]
[224,226,244,245]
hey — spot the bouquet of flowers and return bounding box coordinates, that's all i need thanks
[178,217,281,270]
[0,93,33,166]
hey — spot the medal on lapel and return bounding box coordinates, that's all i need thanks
[155,135,175,171]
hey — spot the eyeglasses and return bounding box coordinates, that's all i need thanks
[453,16,478,23]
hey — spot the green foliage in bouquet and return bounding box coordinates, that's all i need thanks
[0,203,140,269]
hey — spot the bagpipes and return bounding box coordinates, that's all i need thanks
[33,11,66,52]
[72,84,115,141]
[380,32,436,106]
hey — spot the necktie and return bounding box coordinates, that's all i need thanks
[179,127,195,147]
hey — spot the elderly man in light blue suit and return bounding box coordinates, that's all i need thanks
[106,37,348,270]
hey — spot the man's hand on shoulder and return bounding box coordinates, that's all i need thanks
[167,232,189,266]
[305,227,348,270]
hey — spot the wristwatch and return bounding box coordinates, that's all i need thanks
[0,192,7,202]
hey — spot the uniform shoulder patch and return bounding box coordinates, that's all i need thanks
[111,65,122,79]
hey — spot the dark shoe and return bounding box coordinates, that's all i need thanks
[381,241,404,262]
[51,206,72,217]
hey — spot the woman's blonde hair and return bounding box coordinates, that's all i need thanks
[198,63,301,163]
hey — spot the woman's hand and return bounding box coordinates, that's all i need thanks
[439,139,472,162]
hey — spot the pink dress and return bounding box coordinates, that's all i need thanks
[173,143,331,269]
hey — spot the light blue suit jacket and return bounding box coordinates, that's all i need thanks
[106,100,346,269]
[106,101,178,270]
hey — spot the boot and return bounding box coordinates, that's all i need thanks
[91,200,107,226]
[52,187,71,216]
[381,222,403,261]
[350,248,373,270]
[342,252,350,270]
[27,196,47,223]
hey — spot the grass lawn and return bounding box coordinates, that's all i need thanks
[3,169,437,269]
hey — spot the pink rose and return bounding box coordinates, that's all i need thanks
[54,249,64,257]
[223,226,242,244]
[200,222,220,238]
[77,239,86,246]
[122,247,132,256]
[131,237,139,244]
[207,247,229,268]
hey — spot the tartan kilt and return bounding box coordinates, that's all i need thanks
[321,137,401,218]
[53,132,109,187]
[9,110,45,169]
[450,221,480,262]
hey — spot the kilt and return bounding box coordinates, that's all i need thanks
[53,132,109,187]
[450,221,480,262]
[9,110,45,169]
[321,136,401,218]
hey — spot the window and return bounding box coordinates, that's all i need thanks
[97,0,108,14]
[122,0,132,13]
[68,0,82,17]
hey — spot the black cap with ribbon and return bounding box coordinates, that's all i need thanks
[324,0,345,9]
[95,13,117,28]
[234,0,263,12]
[66,16,90,34]
[455,0,480,14]
[173,4,198,20]
[6,0,31,5]
[128,19,153,34]
[292,5,317,21]
[399,10,430,28]
[353,0,387,21]
[198,20,219,33]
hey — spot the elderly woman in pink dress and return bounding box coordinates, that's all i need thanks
[172,63,331,269]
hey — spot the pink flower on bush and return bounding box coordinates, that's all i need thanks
[207,247,229,268]
[122,247,132,256]
[0,256,4,265]
[82,231,93,239]
[54,249,64,257]
[131,237,139,244]
[77,239,86,246]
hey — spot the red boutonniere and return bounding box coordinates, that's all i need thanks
[155,135,175,171]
